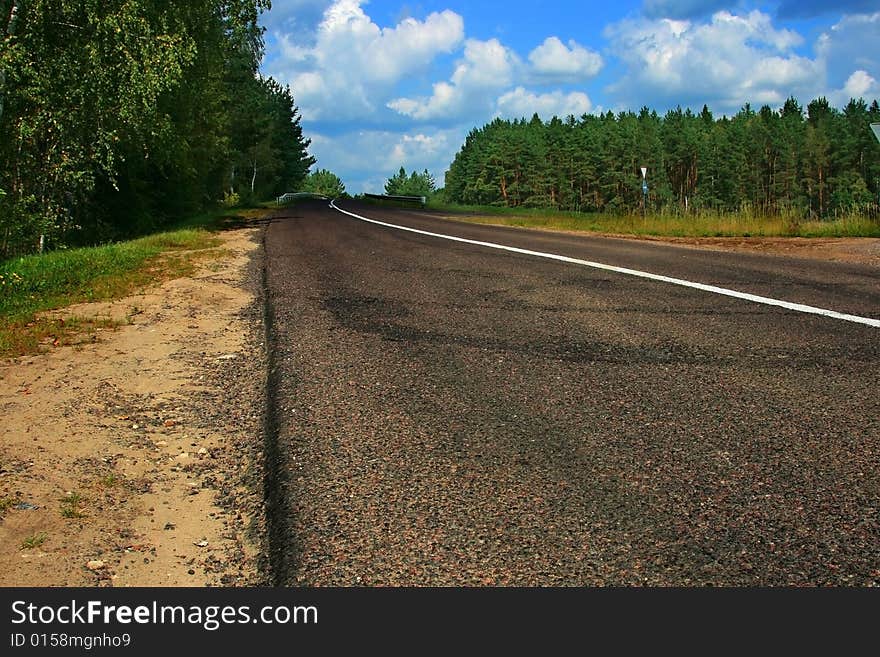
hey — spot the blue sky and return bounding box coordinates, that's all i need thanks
[259,1,880,194]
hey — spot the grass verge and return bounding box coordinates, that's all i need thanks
[0,207,264,358]
[427,202,880,238]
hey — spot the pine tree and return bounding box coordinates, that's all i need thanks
[441,95,879,219]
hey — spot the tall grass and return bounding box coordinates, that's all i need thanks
[0,200,266,356]
[0,229,217,321]
[427,201,880,238]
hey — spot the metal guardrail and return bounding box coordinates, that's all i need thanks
[364,193,426,207]
[276,191,427,208]
[276,192,329,205]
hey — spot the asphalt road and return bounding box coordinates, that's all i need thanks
[263,199,879,586]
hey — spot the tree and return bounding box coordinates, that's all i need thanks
[442,95,879,219]
[227,76,314,201]
[384,167,409,195]
[0,0,23,126]
[0,0,315,257]
[1,0,203,251]
[303,169,345,198]
[384,167,435,197]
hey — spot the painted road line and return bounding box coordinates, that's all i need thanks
[329,201,880,329]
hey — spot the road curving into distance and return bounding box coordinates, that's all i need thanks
[262,198,879,586]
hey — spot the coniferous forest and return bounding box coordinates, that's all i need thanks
[0,0,314,258]
[444,98,880,219]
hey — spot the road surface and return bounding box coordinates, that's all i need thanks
[262,199,879,586]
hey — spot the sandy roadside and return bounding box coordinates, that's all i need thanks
[609,234,880,267]
[0,226,267,587]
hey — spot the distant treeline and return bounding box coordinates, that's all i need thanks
[0,0,314,258]
[444,98,880,217]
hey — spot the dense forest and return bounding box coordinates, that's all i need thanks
[444,98,880,218]
[0,0,314,258]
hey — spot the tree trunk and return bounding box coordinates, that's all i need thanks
[0,1,23,126]
[251,159,257,193]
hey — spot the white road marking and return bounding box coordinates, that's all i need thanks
[329,201,880,329]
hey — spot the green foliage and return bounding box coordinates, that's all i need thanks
[303,169,346,198]
[444,97,880,221]
[0,228,215,321]
[223,191,242,208]
[227,75,315,204]
[384,167,436,197]
[20,532,48,550]
[0,0,313,258]
[60,492,85,519]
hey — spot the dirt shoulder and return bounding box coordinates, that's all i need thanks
[614,234,880,267]
[436,213,880,268]
[0,226,267,587]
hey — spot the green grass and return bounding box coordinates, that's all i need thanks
[0,206,267,357]
[0,229,216,319]
[60,492,86,519]
[20,532,48,550]
[426,201,880,238]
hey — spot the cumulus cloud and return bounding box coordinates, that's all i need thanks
[307,128,464,193]
[816,13,880,99]
[605,10,820,112]
[387,133,455,170]
[264,1,610,197]
[496,87,593,119]
[387,38,519,121]
[527,37,603,82]
[842,70,879,98]
[388,35,604,121]
[260,0,333,33]
[316,0,464,83]
[267,0,464,121]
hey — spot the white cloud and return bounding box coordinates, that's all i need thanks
[267,0,464,121]
[389,35,604,121]
[843,70,879,98]
[387,38,519,121]
[307,128,465,194]
[605,10,820,112]
[527,37,603,82]
[260,0,333,33]
[496,87,593,119]
[387,133,454,171]
[316,0,464,83]
[816,13,880,104]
